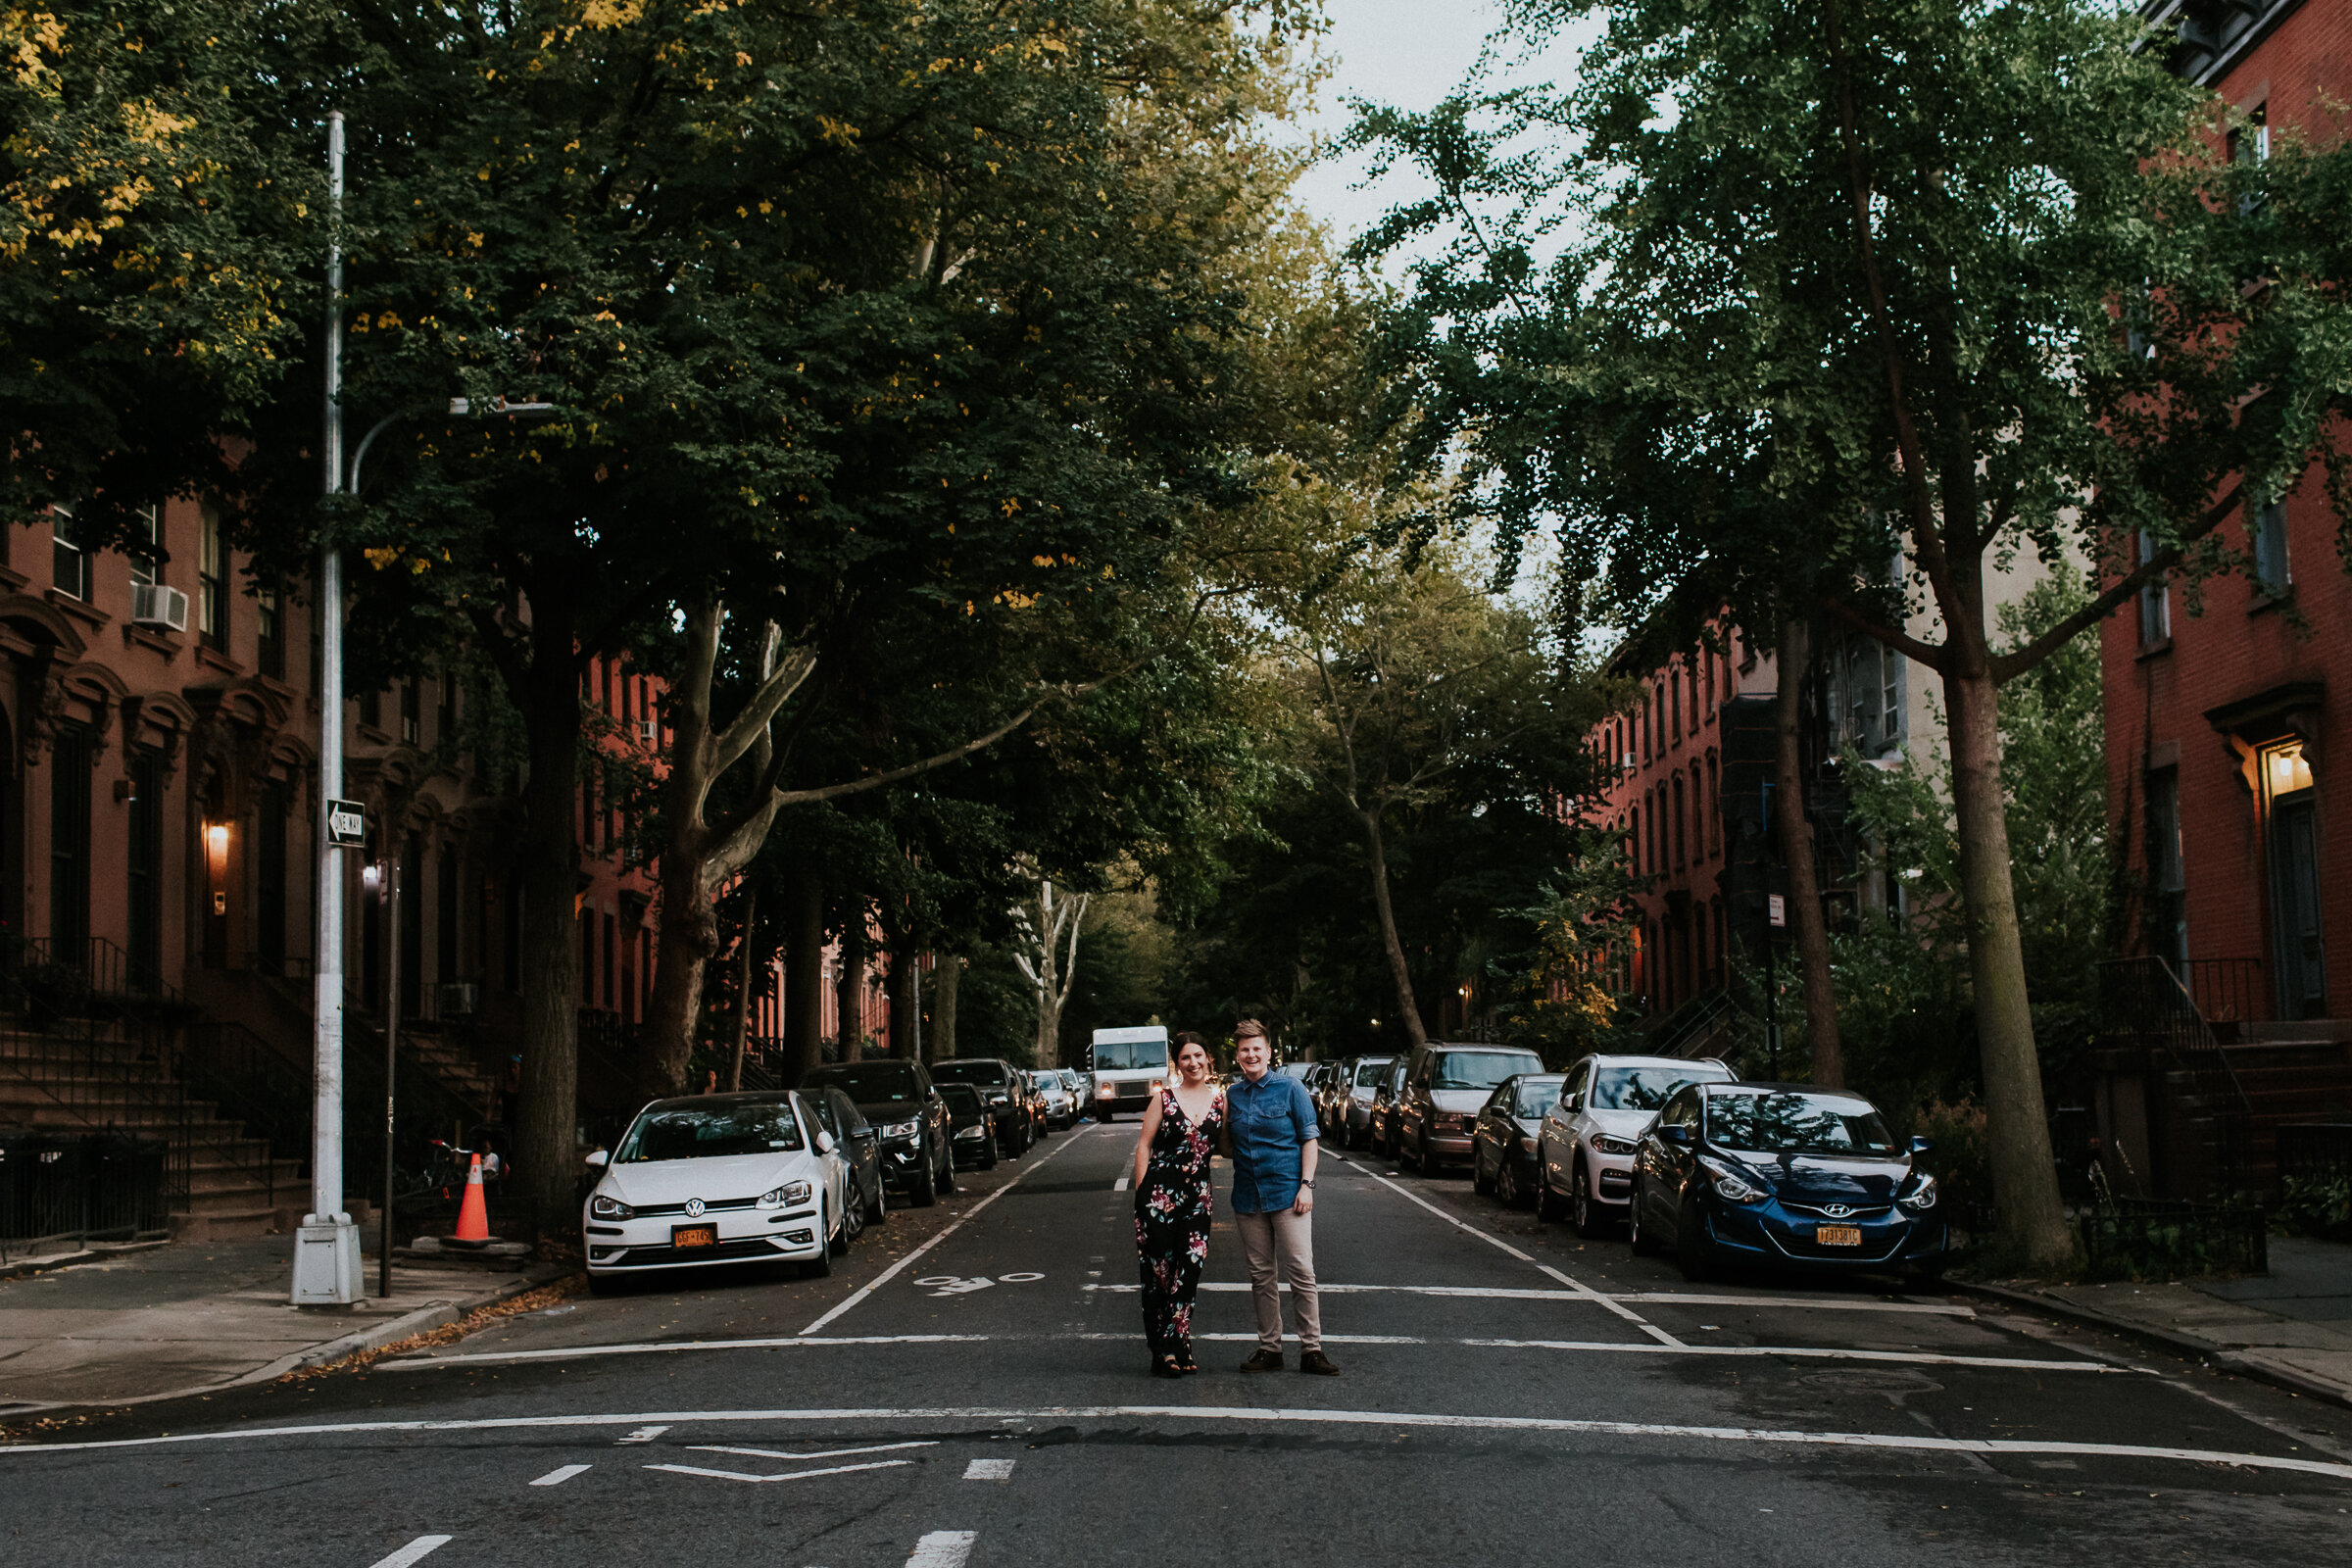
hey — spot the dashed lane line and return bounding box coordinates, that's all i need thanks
[19,1405,2345,1484]
[366,1539,452,1568]
[799,1124,1094,1338]
[529,1463,591,1487]
[964,1458,1016,1480]
[906,1532,979,1568]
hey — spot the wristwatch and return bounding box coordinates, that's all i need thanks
[1300,1179,1316,1189]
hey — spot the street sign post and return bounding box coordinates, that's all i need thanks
[1767,894,1787,928]
[327,799,367,848]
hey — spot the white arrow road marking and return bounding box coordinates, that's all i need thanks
[529,1463,591,1487]
[801,1131,1087,1336]
[689,1441,937,1462]
[963,1458,1015,1481]
[927,1278,998,1298]
[367,1538,452,1568]
[646,1458,916,1486]
[906,1531,979,1568]
[616,1425,668,1444]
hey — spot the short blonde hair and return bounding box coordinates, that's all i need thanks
[1234,1017,1269,1043]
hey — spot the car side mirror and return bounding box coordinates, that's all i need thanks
[814,1130,836,1155]
[1658,1124,1693,1147]
[582,1150,609,1169]
[1909,1135,1936,1156]
[1563,1094,1582,1113]
[853,1126,877,1142]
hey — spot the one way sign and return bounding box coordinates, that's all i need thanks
[326,799,367,847]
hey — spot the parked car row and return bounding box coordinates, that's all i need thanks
[580,1055,1077,1290]
[1310,1047,1949,1285]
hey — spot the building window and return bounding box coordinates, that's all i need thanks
[49,722,92,954]
[2137,532,2170,644]
[400,679,420,745]
[359,687,382,730]
[2146,767,2186,969]
[127,505,162,589]
[128,747,165,982]
[256,584,283,678]
[1670,669,1682,741]
[52,505,85,600]
[199,506,227,651]
[1672,774,1687,868]
[439,670,459,745]
[1707,753,1722,857]
[257,780,288,976]
[437,843,460,986]
[2253,499,2289,598]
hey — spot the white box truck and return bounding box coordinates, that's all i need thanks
[1088,1025,1170,1121]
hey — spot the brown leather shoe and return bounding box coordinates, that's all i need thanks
[1298,1349,1341,1376]
[1238,1348,1284,1373]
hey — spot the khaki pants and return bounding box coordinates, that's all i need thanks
[1234,1206,1320,1352]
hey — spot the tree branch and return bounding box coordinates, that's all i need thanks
[1816,597,1945,669]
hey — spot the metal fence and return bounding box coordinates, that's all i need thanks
[2079,1196,2269,1281]
[2278,1123,2352,1184]
[2097,956,2253,1196]
[0,1132,169,1262]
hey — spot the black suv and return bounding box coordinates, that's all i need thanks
[928,1057,1036,1156]
[802,1059,955,1205]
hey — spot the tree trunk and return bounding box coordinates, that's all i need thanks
[727,886,758,1091]
[889,941,919,1060]
[780,862,823,1088]
[834,901,866,1061]
[512,589,585,1242]
[641,602,727,1095]
[931,954,957,1063]
[1775,616,1844,1088]
[1361,808,1429,1051]
[1944,647,2075,1269]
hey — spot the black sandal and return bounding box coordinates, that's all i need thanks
[1151,1355,1183,1379]
[1175,1351,1199,1374]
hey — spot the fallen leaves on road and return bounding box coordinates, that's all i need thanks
[280,1273,589,1384]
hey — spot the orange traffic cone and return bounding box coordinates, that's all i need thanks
[453,1152,491,1243]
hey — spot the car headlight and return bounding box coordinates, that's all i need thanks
[1518,1135,1538,1153]
[882,1119,920,1140]
[1591,1134,1639,1156]
[589,1194,634,1220]
[1899,1174,1939,1211]
[1699,1156,1768,1204]
[1096,1085,1115,1098]
[990,1094,1009,1106]
[759,1181,812,1208]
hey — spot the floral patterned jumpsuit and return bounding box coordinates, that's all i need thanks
[1134,1083,1226,1364]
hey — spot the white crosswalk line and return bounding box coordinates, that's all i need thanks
[529,1463,591,1487]
[367,1538,452,1568]
[963,1457,1016,1481]
[1112,1176,1130,1191]
[906,1531,979,1568]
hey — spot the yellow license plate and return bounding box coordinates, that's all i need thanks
[672,1225,718,1249]
[1816,1225,1863,1247]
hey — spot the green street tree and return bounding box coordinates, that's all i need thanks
[1346,0,2352,1268]
[3,0,309,540]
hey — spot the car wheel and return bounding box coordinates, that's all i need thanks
[939,1143,959,1191]
[908,1151,939,1207]
[1675,1194,1712,1283]
[1497,1156,1523,1209]
[1573,1163,1605,1239]
[1535,1163,1566,1222]
[834,1186,859,1253]
[870,1174,889,1225]
[981,1138,998,1169]
[1629,1178,1660,1254]
[805,1202,835,1277]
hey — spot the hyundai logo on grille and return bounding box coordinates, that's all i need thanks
[1822,1203,1853,1219]
[684,1198,706,1218]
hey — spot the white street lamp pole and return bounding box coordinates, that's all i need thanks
[293,109,362,1306]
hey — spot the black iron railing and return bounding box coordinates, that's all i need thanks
[2080,1196,2269,1281]
[1648,988,1735,1061]
[2098,956,2253,1195]
[2180,956,2266,1029]
[0,1130,170,1260]
[2278,1123,2352,1184]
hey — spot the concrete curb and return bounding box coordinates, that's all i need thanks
[1947,1275,2352,1412]
[0,1241,172,1283]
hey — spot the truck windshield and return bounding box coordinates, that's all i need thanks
[1093,1039,1167,1071]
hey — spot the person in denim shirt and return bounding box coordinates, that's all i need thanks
[1223,1018,1339,1375]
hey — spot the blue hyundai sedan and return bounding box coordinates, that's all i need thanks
[1627,1081,1946,1284]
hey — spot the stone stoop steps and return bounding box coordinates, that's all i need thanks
[2223,1031,2352,1197]
[0,1022,302,1241]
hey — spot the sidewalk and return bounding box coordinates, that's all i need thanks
[0,1234,567,1416]
[1961,1235,2352,1409]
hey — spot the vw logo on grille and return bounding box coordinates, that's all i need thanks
[1821,1203,1853,1219]
[684,1199,706,1218]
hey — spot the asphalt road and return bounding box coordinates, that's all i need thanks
[7,1120,2352,1566]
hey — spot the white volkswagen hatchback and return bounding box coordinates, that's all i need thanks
[1536,1054,1735,1235]
[582,1092,849,1292]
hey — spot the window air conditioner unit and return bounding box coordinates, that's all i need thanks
[131,582,189,632]
[636,720,659,744]
[436,980,480,1017]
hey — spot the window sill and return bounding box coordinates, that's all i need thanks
[2248,587,2291,615]
[2135,636,2174,661]
[121,623,182,659]
[0,566,27,591]
[45,588,109,629]
[193,644,241,676]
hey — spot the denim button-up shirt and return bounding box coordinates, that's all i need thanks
[1226,1071,1317,1214]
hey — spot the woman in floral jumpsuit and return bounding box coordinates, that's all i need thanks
[1131,1034,1225,1377]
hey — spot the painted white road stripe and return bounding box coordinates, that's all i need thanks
[907,1530,979,1568]
[1613,1293,1972,1316]
[529,1463,591,1487]
[690,1441,938,1461]
[616,1425,668,1444]
[646,1457,914,1485]
[1113,1177,1130,1191]
[383,1334,985,1371]
[18,1404,2340,1483]
[800,1126,1089,1337]
[1073,1282,1969,1317]
[964,1457,1016,1480]
[367,1538,452,1568]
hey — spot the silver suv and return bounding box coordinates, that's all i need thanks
[1536,1054,1735,1234]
